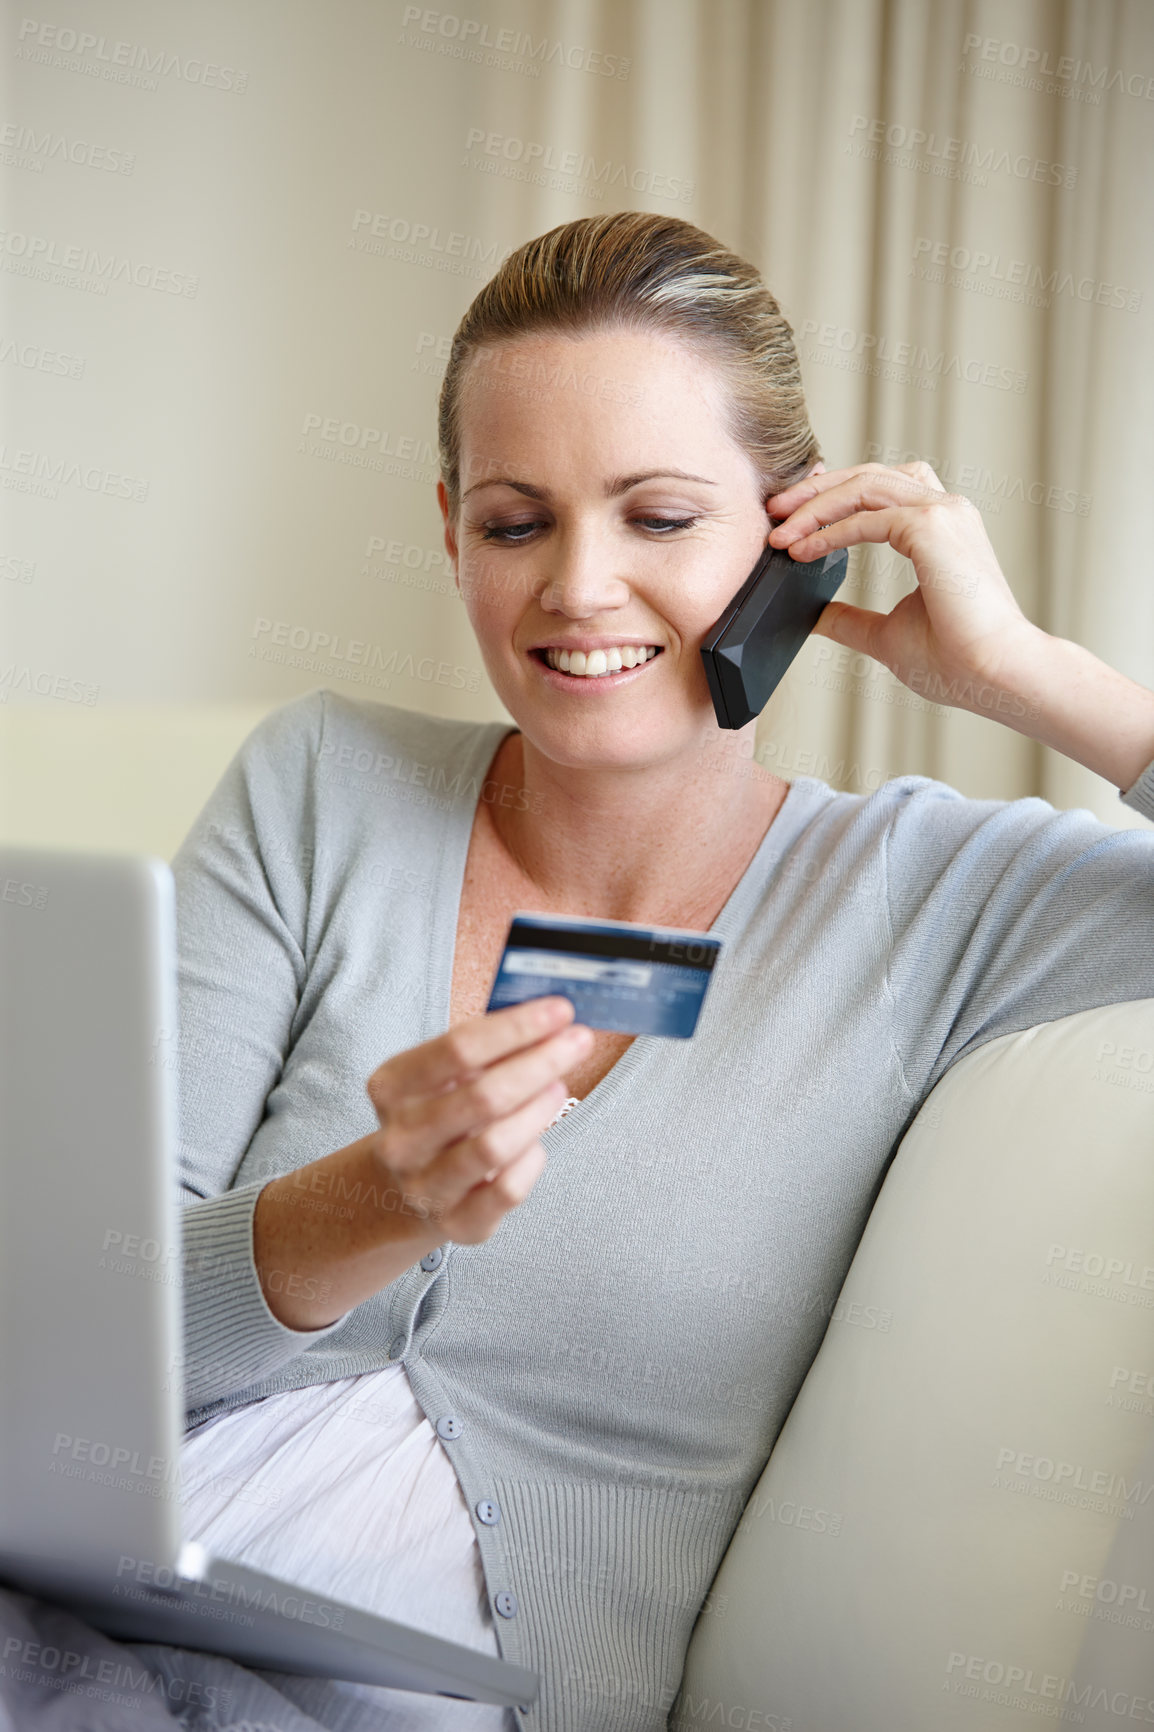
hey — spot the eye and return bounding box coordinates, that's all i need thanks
[479,521,542,543]
[636,515,699,533]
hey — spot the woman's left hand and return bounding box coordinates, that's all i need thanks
[764,458,1154,794]
[766,459,1041,717]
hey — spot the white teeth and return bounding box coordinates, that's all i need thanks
[542,644,659,676]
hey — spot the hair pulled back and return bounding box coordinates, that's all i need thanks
[437,211,821,514]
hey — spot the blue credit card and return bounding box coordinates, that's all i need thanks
[486,910,723,1038]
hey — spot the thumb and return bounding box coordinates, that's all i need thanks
[811,599,886,660]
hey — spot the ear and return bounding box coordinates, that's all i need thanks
[436,479,460,587]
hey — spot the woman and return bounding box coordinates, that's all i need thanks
[6,212,1154,1732]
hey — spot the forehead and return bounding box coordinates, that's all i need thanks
[455,327,751,486]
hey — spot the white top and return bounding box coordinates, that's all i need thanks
[180,1361,510,1730]
[177,1091,584,1727]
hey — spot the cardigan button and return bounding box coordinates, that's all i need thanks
[388,1334,406,1359]
[475,1498,500,1526]
[419,1247,443,1271]
[494,1590,518,1619]
[435,1415,462,1440]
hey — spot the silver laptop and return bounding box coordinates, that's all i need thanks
[0,844,538,1710]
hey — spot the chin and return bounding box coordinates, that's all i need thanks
[519,702,697,771]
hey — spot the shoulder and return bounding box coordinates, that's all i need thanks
[312,688,492,766]
[819,772,1154,931]
[234,688,495,779]
[778,768,1120,895]
[789,769,1068,842]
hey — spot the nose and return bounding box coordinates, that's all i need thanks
[535,528,631,617]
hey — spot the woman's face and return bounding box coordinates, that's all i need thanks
[439,327,776,770]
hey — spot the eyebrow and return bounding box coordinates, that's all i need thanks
[460,468,718,504]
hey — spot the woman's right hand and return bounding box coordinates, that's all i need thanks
[363,994,592,1247]
[252,996,592,1329]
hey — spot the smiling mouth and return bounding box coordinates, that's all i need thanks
[532,645,663,678]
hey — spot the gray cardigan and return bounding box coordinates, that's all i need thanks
[173,689,1154,1732]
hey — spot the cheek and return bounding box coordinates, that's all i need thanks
[654,561,742,641]
[458,556,528,643]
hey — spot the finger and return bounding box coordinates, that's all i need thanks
[774,505,908,561]
[768,463,940,531]
[893,458,947,494]
[368,995,576,1111]
[438,1137,550,1244]
[769,475,932,548]
[424,1078,564,1207]
[382,1021,592,1166]
[766,463,877,516]
[810,598,893,663]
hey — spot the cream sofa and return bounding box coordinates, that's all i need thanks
[676,998,1154,1732]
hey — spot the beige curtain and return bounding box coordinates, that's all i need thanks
[3,0,1151,856]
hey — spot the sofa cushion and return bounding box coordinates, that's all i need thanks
[675,1000,1154,1732]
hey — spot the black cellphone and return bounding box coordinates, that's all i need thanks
[699,537,848,729]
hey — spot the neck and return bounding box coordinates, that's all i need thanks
[485,727,789,928]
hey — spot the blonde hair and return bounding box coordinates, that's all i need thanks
[437,210,821,515]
